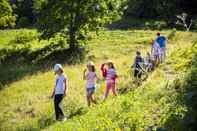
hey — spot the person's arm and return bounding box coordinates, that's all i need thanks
[101,63,107,78]
[51,86,55,98]
[83,69,87,80]
[63,76,68,96]
[132,57,137,68]
[151,45,154,54]
[95,73,101,82]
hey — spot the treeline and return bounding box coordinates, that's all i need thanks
[125,0,197,19]
[0,0,197,29]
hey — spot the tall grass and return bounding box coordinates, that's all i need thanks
[0,29,196,131]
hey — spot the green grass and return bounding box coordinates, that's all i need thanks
[0,29,196,131]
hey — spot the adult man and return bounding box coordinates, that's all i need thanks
[156,32,167,62]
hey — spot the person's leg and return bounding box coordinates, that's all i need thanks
[87,88,92,106]
[111,82,117,96]
[104,82,111,99]
[87,95,91,106]
[54,95,59,120]
[163,47,166,61]
[160,48,164,63]
[155,55,159,66]
[137,71,142,86]
[134,69,138,84]
[54,94,64,120]
[90,92,97,104]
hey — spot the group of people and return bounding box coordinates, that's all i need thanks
[132,32,167,85]
[50,32,167,121]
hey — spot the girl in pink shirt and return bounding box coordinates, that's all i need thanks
[83,61,99,106]
[101,60,118,100]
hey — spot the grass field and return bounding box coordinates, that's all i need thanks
[0,29,196,131]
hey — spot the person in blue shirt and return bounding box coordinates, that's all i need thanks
[156,32,167,62]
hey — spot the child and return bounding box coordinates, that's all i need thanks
[144,52,153,72]
[151,40,161,66]
[101,60,118,100]
[83,61,99,106]
[51,64,68,121]
[133,51,144,80]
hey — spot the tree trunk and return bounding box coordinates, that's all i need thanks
[69,29,77,49]
[68,9,78,50]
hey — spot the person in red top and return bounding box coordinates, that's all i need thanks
[101,60,118,100]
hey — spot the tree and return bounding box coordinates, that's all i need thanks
[176,13,193,31]
[0,0,16,28]
[37,0,127,49]
[10,0,35,27]
[125,0,178,20]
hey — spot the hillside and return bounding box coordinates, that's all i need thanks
[0,29,197,131]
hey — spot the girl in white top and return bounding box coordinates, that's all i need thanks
[83,61,99,106]
[51,64,68,121]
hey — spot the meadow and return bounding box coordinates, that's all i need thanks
[0,29,196,131]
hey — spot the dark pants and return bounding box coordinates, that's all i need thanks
[54,94,64,120]
[134,69,142,79]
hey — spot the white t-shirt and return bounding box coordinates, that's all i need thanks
[152,42,161,55]
[85,72,98,89]
[55,74,67,94]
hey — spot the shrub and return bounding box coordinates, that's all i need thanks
[9,30,39,49]
[0,0,16,28]
[17,17,31,28]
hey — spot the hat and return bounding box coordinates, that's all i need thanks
[87,61,95,66]
[54,64,63,72]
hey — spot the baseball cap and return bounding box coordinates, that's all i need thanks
[54,64,63,72]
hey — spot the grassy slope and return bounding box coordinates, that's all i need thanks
[0,29,196,131]
[0,30,164,131]
[43,32,197,130]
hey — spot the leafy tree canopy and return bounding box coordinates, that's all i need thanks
[37,0,128,48]
[0,0,16,28]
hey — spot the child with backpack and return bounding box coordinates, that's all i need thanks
[101,60,118,100]
[51,64,68,121]
[132,51,145,85]
[83,61,99,106]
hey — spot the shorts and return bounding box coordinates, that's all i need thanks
[134,69,142,78]
[86,87,95,95]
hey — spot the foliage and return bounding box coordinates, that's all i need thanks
[176,13,193,31]
[0,0,16,28]
[37,0,128,48]
[10,30,39,49]
[0,29,196,131]
[125,0,178,20]
[10,0,35,27]
[17,17,31,27]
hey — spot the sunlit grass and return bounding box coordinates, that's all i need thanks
[0,29,196,130]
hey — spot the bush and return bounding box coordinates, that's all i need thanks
[0,0,16,28]
[9,30,39,49]
[145,20,167,30]
[193,19,197,30]
[17,17,31,28]
[0,15,16,28]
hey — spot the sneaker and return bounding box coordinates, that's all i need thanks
[60,116,67,122]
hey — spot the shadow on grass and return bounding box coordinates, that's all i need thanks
[0,43,87,90]
[15,107,88,131]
